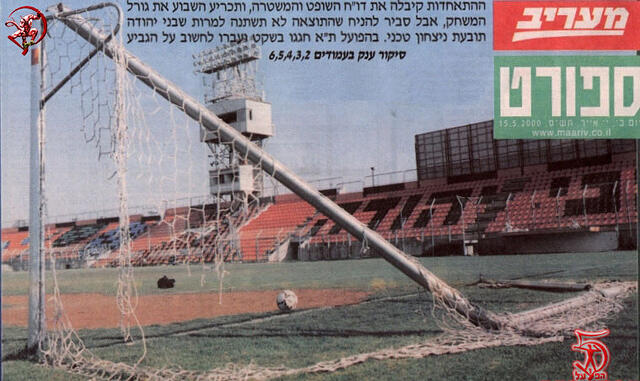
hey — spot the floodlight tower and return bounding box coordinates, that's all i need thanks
[193,43,273,201]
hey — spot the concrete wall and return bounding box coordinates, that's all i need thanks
[297,230,630,261]
[478,231,619,255]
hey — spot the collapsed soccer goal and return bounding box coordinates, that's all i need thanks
[25,2,637,380]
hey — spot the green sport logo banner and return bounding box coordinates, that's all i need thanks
[494,55,640,139]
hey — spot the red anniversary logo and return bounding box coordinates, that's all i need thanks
[571,329,611,381]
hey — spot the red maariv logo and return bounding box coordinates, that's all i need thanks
[571,329,610,381]
[494,1,640,50]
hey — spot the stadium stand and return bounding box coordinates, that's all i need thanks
[2,121,637,268]
[53,223,106,247]
[238,198,316,262]
[1,228,30,262]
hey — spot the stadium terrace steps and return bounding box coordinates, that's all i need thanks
[121,203,263,266]
[0,226,77,263]
[1,230,31,258]
[484,168,628,232]
[53,223,106,247]
[299,162,636,252]
[45,226,73,247]
[85,222,149,266]
[238,201,316,262]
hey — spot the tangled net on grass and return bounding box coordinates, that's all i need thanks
[40,277,636,381]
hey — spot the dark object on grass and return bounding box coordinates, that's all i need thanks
[478,275,591,292]
[157,275,175,289]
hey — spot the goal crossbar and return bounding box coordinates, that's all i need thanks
[47,2,502,330]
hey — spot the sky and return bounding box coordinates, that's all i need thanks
[1,0,494,225]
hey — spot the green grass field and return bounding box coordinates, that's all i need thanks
[2,251,638,380]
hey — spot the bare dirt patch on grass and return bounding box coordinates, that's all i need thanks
[2,289,369,329]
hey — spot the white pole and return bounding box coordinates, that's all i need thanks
[27,47,45,352]
[505,193,513,229]
[530,190,536,227]
[457,196,466,255]
[430,198,435,255]
[612,181,619,235]
[582,184,588,226]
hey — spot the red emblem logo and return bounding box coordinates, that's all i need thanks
[571,329,611,381]
[494,1,640,50]
[5,6,47,55]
